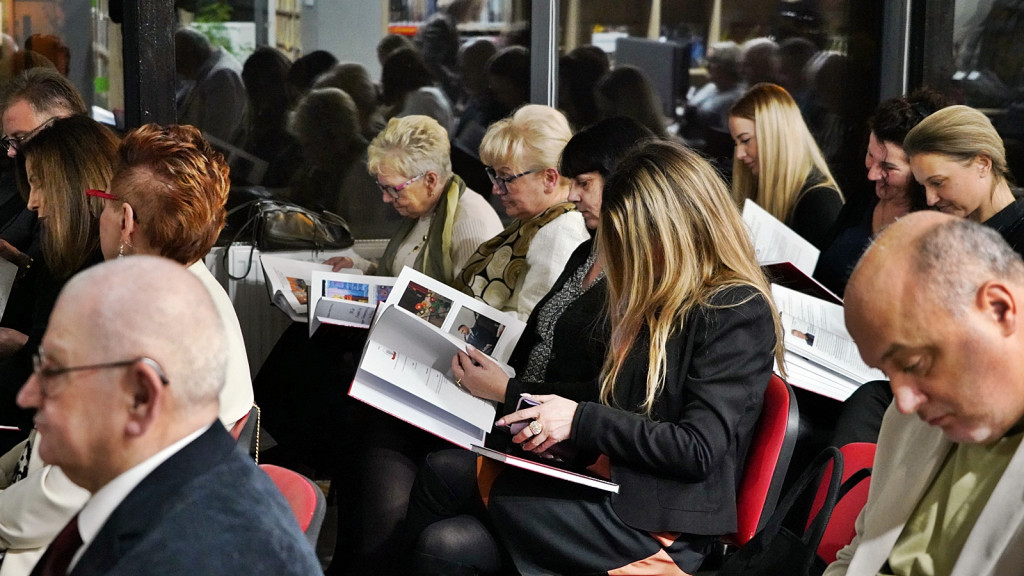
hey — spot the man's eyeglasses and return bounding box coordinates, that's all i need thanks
[377,174,424,199]
[32,350,169,397]
[1,117,57,154]
[485,167,534,195]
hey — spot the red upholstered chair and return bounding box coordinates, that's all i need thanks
[807,442,877,564]
[260,464,327,549]
[722,373,800,547]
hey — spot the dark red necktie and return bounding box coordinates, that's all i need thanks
[36,514,82,576]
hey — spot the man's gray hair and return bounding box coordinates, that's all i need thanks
[1,68,87,118]
[914,218,1024,316]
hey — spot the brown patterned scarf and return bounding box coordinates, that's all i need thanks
[453,201,576,310]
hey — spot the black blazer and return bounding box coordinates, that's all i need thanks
[56,425,322,576]
[571,285,775,536]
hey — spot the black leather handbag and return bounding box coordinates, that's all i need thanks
[221,197,354,279]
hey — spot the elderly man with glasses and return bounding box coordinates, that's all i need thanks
[15,256,322,576]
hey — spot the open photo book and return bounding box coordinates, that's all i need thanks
[308,270,396,336]
[260,254,335,322]
[772,284,886,401]
[348,267,619,493]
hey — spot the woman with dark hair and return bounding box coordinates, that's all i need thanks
[380,47,454,134]
[558,45,609,129]
[286,87,401,239]
[814,88,952,296]
[314,62,386,140]
[596,66,669,139]
[406,139,783,575]
[240,46,300,187]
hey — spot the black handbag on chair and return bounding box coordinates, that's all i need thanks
[718,446,871,576]
[220,197,355,280]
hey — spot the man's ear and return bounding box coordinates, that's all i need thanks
[123,360,165,437]
[977,280,1017,336]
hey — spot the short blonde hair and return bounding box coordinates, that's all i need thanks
[729,83,840,222]
[367,115,452,180]
[903,105,1009,182]
[478,104,572,172]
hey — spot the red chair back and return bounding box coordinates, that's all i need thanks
[260,464,326,548]
[807,442,877,564]
[723,374,800,546]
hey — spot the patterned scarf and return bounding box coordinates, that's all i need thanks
[453,201,576,310]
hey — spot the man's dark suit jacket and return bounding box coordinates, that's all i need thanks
[44,424,322,576]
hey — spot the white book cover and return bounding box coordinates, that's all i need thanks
[743,199,820,276]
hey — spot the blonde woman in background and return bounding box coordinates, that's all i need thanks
[455,104,589,321]
[904,104,1024,253]
[729,82,844,248]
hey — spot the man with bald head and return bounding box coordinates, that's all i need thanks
[17,256,321,576]
[827,211,1024,575]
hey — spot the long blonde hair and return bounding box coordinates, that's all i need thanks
[730,83,841,222]
[598,140,785,414]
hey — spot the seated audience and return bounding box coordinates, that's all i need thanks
[313,62,386,141]
[0,116,116,444]
[684,41,744,148]
[815,88,951,297]
[0,68,86,258]
[17,256,322,575]
[595,66,669,139]
[380,48,454,134]
[453,104,590,321]
[1,68,87,363]
[740,37,778,86]
[0,124,255,574]
[240,46,300,187]
[286,49,337,98]
[831,212,1024,575]
[557,45,610,130]
[94,123,253,428]
[174,28,247,147]
[834,102,1024,449]
[377,34,416,68]
[286,87,402,239]
[253,115,502,575]
[408,140,783,575]
[904,104,1024,252]
[729,82,844,249]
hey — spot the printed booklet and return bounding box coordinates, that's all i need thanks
[348,267,619,493]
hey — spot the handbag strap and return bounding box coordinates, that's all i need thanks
[221,200,264,280]
[758,446,845,574]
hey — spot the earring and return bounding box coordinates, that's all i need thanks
[118,242,125,258]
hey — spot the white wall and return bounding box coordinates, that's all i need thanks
[301,0,384,79]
